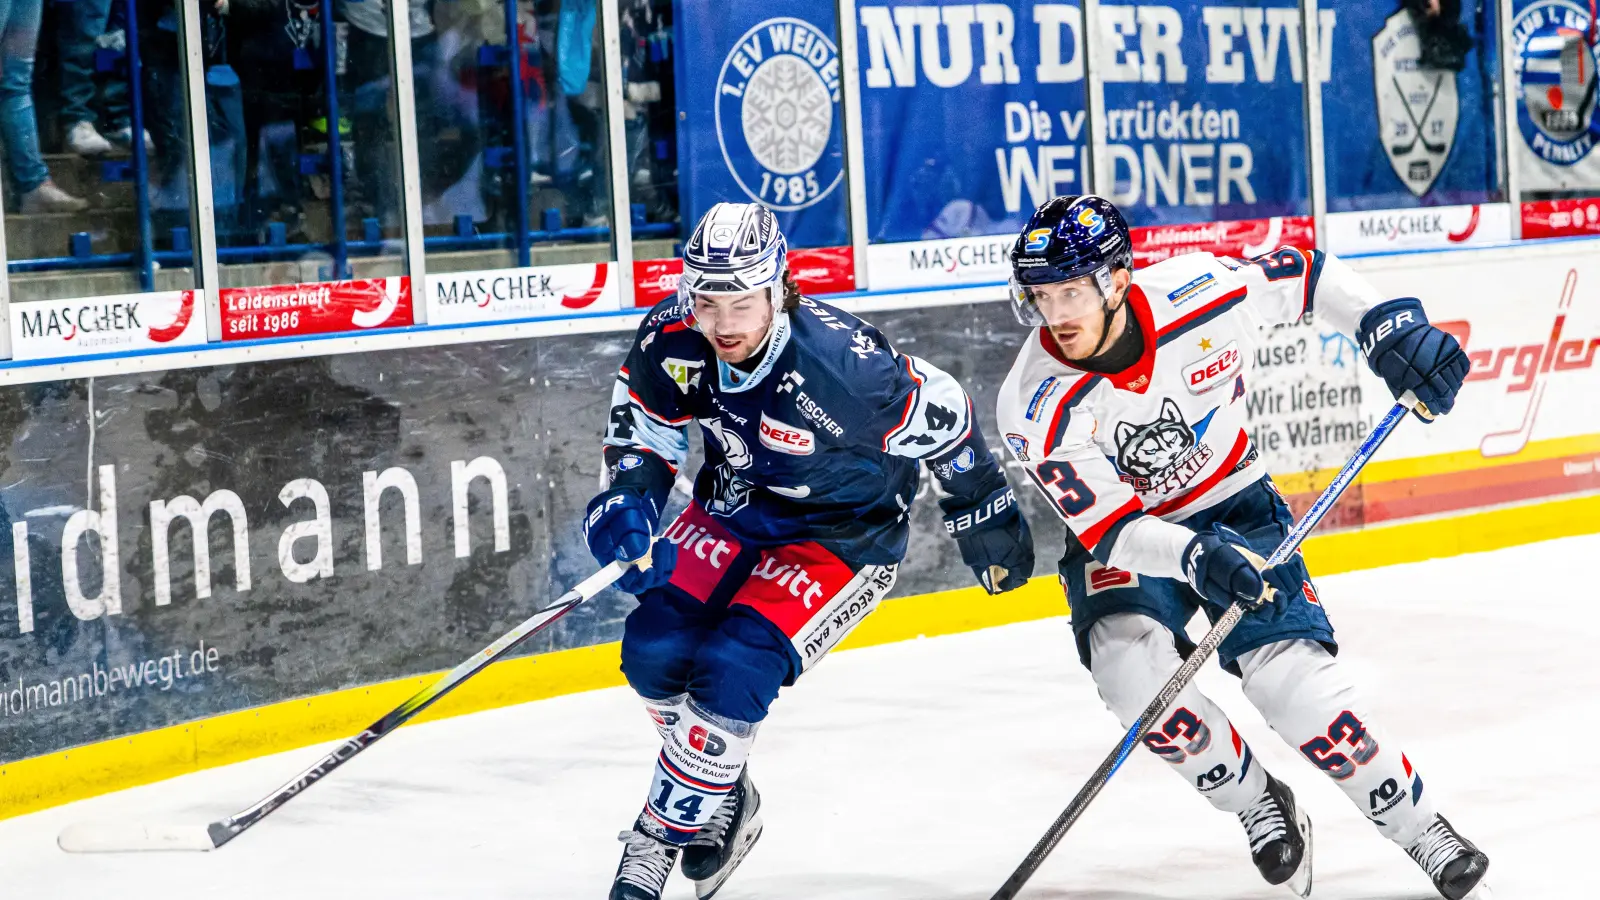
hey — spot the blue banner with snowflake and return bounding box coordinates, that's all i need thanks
[674,4,850,248]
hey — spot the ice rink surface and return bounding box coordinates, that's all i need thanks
[3,533,1596,899]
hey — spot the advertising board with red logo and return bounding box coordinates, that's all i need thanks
[1521,198,1600,240]
[1324,203,1513,254]
[424,263,619,326]
[219,277,412,341]
[9,290,205,360]
[1248,248,1600,531]
[632,248,855,307]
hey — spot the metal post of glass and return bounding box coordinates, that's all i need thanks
[504,0,531,268]
[176,0,220,339]
[319,3,349,279]
[387,0,428,318]
[1082,0,1109,195]
[1301,0,1329,250]
[836,0,870,290]
[601,0,634,304]
[1497,0,1521,239]
[0,158,10,358]
[126,0,154,291]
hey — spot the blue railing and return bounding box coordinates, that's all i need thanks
[19,0,676,280]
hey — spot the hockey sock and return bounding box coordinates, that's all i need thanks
[640,693,689,741]
[1088,613,1268,814]
[636,699,756,846]
[1239,639,1439,846]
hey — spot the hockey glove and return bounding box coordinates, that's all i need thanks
[583,490,676,595]
[942,487,1035,594]
[1183,526,1288,613]
[1358,298,1469,422]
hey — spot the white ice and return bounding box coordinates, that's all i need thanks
[3,533,1595,899]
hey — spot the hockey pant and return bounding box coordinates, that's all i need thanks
[1089,613,1438,847]
[622,503,899,845]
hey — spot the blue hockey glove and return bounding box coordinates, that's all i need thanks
[1182,526,1291,613]
[1358,298,1469,422]
[583,490,676,595]
[942,487,1035,594]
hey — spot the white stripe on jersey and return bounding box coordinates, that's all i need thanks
[997,249,1384,578]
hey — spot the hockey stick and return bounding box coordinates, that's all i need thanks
[990,394,1420,900]
[58,558,634,853]
[1391,75,1447,155]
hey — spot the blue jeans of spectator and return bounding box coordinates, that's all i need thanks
[55,0,110,126]
[0,0,47,193]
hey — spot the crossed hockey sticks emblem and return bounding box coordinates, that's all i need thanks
[1392,73,1448,156]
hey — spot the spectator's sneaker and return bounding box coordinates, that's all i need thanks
[108,126,155,156]
[65,121,114,157]
[20,180,89,213]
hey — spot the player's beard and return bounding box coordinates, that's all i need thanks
[708,304,776,365]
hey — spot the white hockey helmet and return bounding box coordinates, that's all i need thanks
[679,202,789,335]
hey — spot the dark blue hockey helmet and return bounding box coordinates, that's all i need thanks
[1008,195,1134,327]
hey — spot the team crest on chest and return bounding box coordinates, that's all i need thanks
[1113,398,1217,495]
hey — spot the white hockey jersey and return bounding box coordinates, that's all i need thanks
[996,248,1386,580]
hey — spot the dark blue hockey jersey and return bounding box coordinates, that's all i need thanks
[601,296,1007,565]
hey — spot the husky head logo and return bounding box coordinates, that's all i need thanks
[1115,399,1195,479]
[1373,9,1461,197]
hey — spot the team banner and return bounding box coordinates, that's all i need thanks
[219,277,413,341]
[1509,0,1600,194]
[673,4,850,249]
[852,1,1320,246]
[424,264,620,326]
[8,290,205,360]
[1322,2,1504,212]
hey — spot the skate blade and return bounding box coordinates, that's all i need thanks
[1284,807,1313,898]
[695,815,764,900]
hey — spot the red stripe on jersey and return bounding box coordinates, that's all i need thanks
[1148,431,1251,517]
[1157,286,1249,342]
[663,319,690,334]
[1038,287,1160,393]
[881,355,925,451]
[608,443,679,475]
[1079,496,1143,551]
[1230,723,1244,757]
[642,805,699,835]
[658,751,734,793]
[1403,754,1413,777]
[1043,374,1099,456]
[628,389,692,426]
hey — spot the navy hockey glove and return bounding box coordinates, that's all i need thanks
[1358,298,1469,422]
[583,490,676,595]
[942,487,1035,594]
[1182,526,1291,613]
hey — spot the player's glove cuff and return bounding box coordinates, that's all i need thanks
[943,487,1036,594]
[1358,298,1469,422]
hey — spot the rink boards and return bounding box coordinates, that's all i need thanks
[2,240,1599,819]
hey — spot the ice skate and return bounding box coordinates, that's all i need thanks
[609,828,679,900]
[1405,815,1490,900]
[1237,772,1313,897]
[681,769,763,899]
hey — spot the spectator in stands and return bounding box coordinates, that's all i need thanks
[1404,0,1475,71]
[338,0,437,228]
[0,0,87,211]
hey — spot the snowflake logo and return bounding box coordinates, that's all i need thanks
[743,56,831,175]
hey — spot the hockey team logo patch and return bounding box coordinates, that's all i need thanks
[1183,341,1242,395]
[662,357,703,393]
[715,18,844,211]
[1005,433,1031,461]
[1373,9,1461,197]
[1513,0,1600,170]
[1113,399,1216,494]
[758,412,815,455]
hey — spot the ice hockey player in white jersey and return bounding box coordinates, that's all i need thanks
[996,196,1487,899]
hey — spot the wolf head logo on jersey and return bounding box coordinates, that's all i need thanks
[1113,400,1219,494]
[1115,399,1194,478]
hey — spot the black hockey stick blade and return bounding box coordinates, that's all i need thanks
[57,559,629,853]
[989,397,1416,899]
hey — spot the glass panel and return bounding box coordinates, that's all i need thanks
[1508,0,1600,240]
[217,0,411,289]
[4,0,197,302]
[1323,1,1506,213]
[419,0,614,276]
[632,0,853,307]
[1097,0,1312,246]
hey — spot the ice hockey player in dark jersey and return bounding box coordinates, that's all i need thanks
[996,196,1489,899]
[588,202,1035,899]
